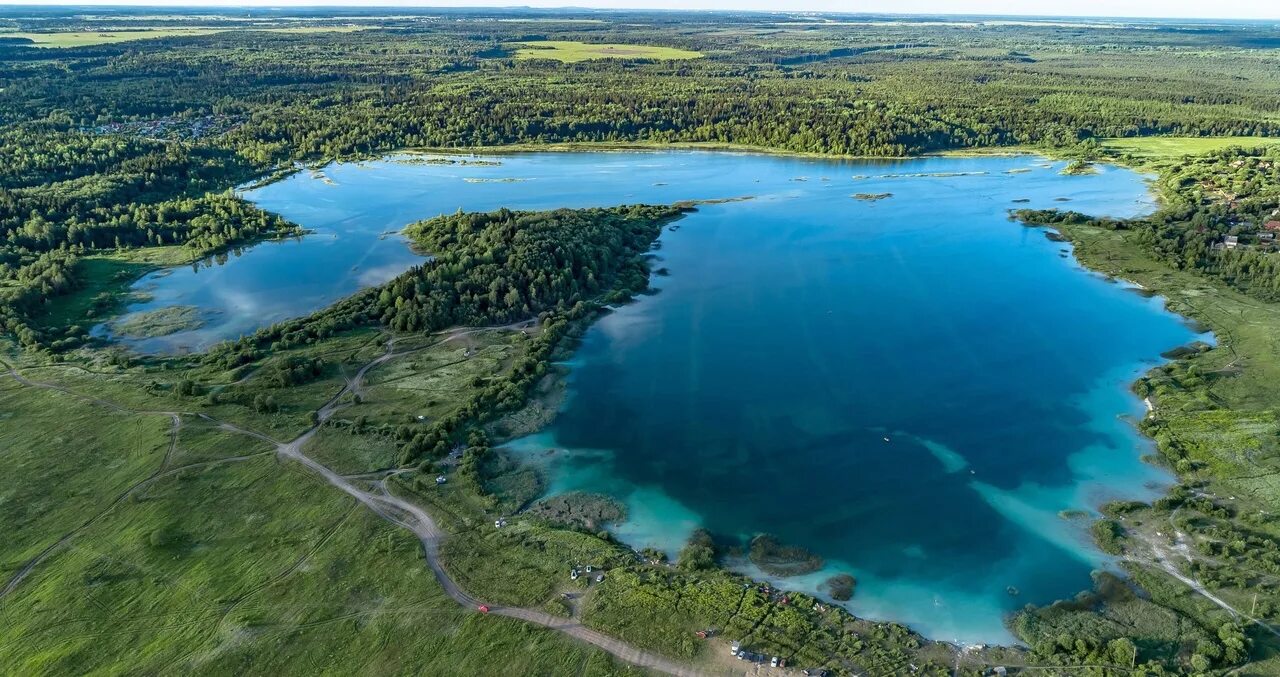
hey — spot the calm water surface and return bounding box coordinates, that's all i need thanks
[101,151,1202,643]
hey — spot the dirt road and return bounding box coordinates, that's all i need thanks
[2,333,706,676]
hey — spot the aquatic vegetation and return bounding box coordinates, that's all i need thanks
[677,528,718,571]
[107,305,204,338]
[390,155,502,167]
[748,535,826,577]
[1061,160,1099,175]
[824,573,857,601]
[524,491,627,530]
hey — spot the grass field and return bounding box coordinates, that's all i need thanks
[0,325,643,674]
[0,402,634,674]
[508,40,704,62]
[0,379,171,569]
[0,26,369,48]
[0,28,227,47]
[360,329,521,429]
[1100,136,1280,160]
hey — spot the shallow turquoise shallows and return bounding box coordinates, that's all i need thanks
[102,151,1202,643]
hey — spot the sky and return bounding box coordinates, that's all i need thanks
[4,0,1277,20]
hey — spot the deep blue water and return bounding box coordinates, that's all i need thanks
[100,151,1201,643]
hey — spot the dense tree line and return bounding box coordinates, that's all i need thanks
[380,204,683,463]
[380,205,685,331]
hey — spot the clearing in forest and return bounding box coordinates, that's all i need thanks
[1101,136,1280,160]
[0,26,368,48]
[508,40,704,62]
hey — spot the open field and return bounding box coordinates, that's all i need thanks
[1101,136,1280,161]
[0,384,634,674]
[508,40,704,62]
[0,28,227,46]
[0,25,369,47]
[0,378,171,570]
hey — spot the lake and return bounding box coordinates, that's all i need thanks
[101,150,1202,644]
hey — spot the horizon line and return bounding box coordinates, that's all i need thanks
[0,4,1276,23]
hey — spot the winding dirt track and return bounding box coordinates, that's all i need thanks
[10,326,1277,673]
[1,333,704,676]
[1127,507,1280,640]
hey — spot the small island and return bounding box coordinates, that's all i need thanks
[748,534,825,577]
[1061,159,1099,175]
[823,573,857,601]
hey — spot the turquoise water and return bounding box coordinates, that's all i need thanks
[102,151,1201,643]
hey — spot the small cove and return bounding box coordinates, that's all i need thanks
[97,150,1204,643]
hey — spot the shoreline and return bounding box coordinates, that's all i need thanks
[74,141,1237,660]
[402,140,928,162]
[329,140,1169,223]
[113,146,1085,358]
[476,151,1195,649]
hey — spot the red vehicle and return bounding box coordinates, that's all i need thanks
[477,605,490,613]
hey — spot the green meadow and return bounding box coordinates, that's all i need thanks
[508,41,704,62]
[0,25,369,48]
